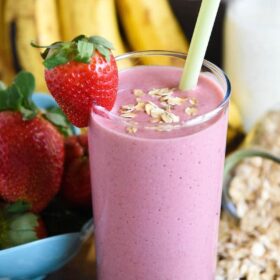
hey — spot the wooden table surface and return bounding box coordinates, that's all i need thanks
[47,236,97,280]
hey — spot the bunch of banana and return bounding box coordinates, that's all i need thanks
[58,0,126,56]
[116,0,189,65]
[227,101,244,145]
[2,0,60,91]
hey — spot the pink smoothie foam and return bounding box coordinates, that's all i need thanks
[89,66,228,280]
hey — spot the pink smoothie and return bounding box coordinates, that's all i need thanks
[89,66,228,280]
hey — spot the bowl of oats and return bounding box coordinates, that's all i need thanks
[222,148,280,219]
[218,147,280,279]
[218,110,280,279]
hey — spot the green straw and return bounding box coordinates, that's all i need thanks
[179,0,221,91]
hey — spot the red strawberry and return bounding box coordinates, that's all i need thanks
[33,35,118,127]
[0,202,47,249]
[35,218,47,239]
[0,72,64,213]
[61,134,92,208]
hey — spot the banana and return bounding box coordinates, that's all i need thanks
[3,0,60,92]
[227,101,244,145]
[92,0,126,56]
[58,0,96,41]
[116,0,189,65]
[0,0,15,84]
[58,0,127,56]
[0,0,6,81]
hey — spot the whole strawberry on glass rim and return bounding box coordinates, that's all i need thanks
[32,35,118,127]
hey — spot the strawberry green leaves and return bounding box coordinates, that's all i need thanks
[88,35,114,62]
[0,71,76,132]
[5,201,31,214]
[88,35,114,49]
[76,40,94,63]
[43,51,69,70]
[44,107,74,136]
[0,71,37,120]
[0,202,37,249]
[32,35,114,69]
[14,72,37,119]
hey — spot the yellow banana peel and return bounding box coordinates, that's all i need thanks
[227,101,244,144]
[3,0,60,92]
[116,0,189,65]
[0,0,15,84]
[58,0,126,55]
[58,0,96,41]
[58,0,130,69]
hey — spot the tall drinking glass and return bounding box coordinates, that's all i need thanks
[89,51,231,280]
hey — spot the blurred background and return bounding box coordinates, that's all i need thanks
[2,0,278,138]
[0,0,226,90]
[0,0,243,149]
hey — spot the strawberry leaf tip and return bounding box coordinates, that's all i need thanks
[0,81,6,90]
[76,40,94,63]
[44,107,74,136]
[0,71,38,120]
[31,35,114,69]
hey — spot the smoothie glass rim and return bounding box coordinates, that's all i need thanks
[92,50,231,129]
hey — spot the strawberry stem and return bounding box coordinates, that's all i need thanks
[31,35,114,69]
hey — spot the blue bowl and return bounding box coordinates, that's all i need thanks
[0,93,92,279]
[0,220,93,279]
[32,93,59,108]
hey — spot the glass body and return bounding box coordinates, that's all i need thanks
[224,0,280,131]
[88,51,230,280]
